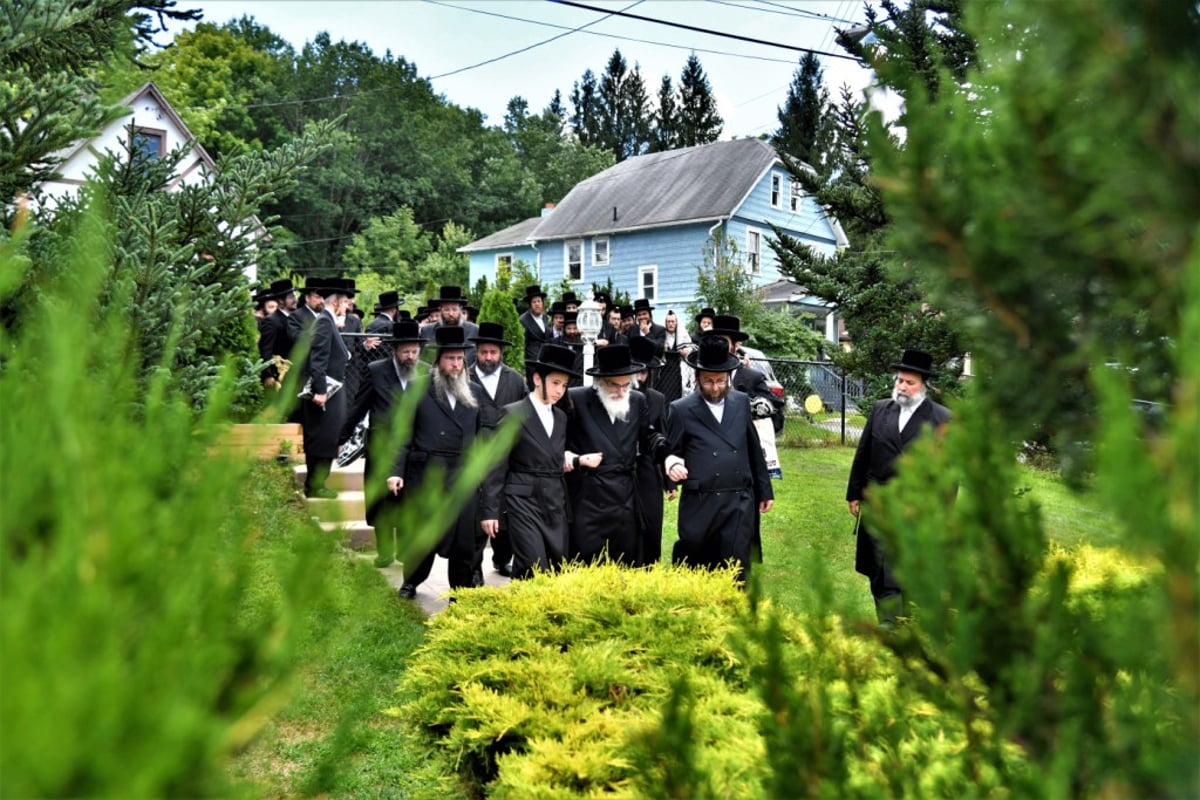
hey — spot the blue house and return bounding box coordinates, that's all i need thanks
[462,138,847,318]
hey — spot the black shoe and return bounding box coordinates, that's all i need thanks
[472,568,484,587]
[305,487,338,499]
[495,562,514,578]
[397,582,417,599]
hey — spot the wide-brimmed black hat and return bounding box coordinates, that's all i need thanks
[563,311,578,326]
[430,325,474,354]
[464,305,479,320]
[708,314,750,343]
[415,306,430,322]
[593,290,612,306]
[632,298,654,314]
[300,276,329,295]
[387,320,423,344]
[620,305,635,320]
[330,277,356,297]
[685,336,741,373]
[586,344,645,377]
[470,321,513,347]
[432,285,468,306]
[374,290,403,312]
[548,301,567,316]
[527,343,582,378]
[264,278,296,300]
[891,349,935,378]
[251,284,275,304]
[522,284,547,303]
[628,336,664,370]
[560,291,581,307]
[695,307,717,325]
[397,309,413,321]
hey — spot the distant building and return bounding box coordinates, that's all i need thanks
[461,138,847,339]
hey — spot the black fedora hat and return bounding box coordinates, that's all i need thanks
[560,291,581,307]
[300,276,328,295]
[627,336,664,370]
[470,321,513,347]
[397,309,413,321]
[336,278,357,297]
[415,306,430,322]
[695,307,717,325]
[631,298,654,313]
[387,320,423,344]
[432,285,468,306]
[620,305,634,320]
[891,349,935,378]
[265,278,296,299]
[251,284,274,304]
[548,301,567,316]
[708,314,750,343]
[586,344,645,377]
[685,336,741,373]
[527,343,582,378]
[374,290,403,312]
[563,310,579,326]
[431,325,474,353]
[522,284,547,302]
[593,290,612,306]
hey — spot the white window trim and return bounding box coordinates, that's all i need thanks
[565,239,584,284]
[770,172,783,209]
[495,252,514,271]
[592,236,610,266]
[638,264,658,301]
[745,227,762,275]
[789,178,802,212]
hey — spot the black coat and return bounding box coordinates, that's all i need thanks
[628,322,668,356]
[846,397,952,577]
[634,386,668,566]
[564,386,663,564]
[481,397,570,578]
[344,357,414,526]
[300,309,350,459]
[665,390,773,580]
[470,364,529,431]
[263,308,293,361]
[256,315,276,382]
[519,310,550,364]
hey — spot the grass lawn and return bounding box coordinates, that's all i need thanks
[234,445,1117,796]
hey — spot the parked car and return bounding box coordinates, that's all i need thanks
[737,345,786,433]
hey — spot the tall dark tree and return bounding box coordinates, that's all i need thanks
[594,49,651,162]
[676,53,723,147]
[650,74,679,152]
[569,69,601,147]
[772,52,830,166]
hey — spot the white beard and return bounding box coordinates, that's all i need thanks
[595,384,630,422]
[434,369,478,409]
[893,385,927,409]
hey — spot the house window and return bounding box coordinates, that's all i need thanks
[495,253,513,276]
[133,128,165,161]
[639,265,657,301]
[770,173,782,208]
[746,229,762,274]
[592,236,609,266]
[790,178,802,212]
[565,240,584,283]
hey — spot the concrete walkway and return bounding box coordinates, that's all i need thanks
[299,458,510,616]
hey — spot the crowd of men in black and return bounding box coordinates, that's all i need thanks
[251,278,949,622]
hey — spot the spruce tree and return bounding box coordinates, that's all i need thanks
[570,69,601,148]
[772,52,830,166]
[651,74,679,153]
[676,53,723,147]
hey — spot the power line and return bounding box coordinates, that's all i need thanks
[549,0,860,61]
[708,0,856,26]
[427,0,803,66]
[754,0,858,26]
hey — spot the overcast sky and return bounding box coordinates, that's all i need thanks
[177,0,874,138]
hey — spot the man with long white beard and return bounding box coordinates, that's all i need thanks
[387,327,485,599]
[563,345,668,565]
[664,336,774,584]
[846,349,952,626]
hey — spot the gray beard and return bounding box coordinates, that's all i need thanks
[893,386,927,408]
[433,369,478,409]
[595,384,630,422]
[394,360,415,382]
[475,360,501,376]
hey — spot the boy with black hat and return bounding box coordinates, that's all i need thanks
[518,285,549,365]
[846,349,951,626]
[481,344,602,579]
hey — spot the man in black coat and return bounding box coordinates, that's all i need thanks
[257,279,297,388]
[847,349,952,625]
[298,277,352,498]
[481,345,600,579]
[628,336,670,567]
[341,319,424,566]
[469,322,529,580]
[419,285,479,343]
[664,337,774,584]
[626,298,668,359]
[517,284,550,366]
[387,327,486,599]
[564,345,667,565]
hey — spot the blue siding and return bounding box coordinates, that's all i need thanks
[468,244,540,288]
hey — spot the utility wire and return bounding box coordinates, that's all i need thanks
[754,0,858,25]
[707,0,856,25]
[549,0,860,60]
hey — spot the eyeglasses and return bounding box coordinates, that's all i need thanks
[604,380,632,392]
[699,378,728,388]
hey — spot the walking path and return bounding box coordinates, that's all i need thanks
[299,458,509,615]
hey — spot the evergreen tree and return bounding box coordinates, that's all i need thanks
[676,53,723,147]
[650,74,679,152]
[595,49,651,162]
[570,69,601,147]
[772,52,831,167]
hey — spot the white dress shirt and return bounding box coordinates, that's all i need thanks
[898,398,924,432]
[529,395,555,438]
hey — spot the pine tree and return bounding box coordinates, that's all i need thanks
[650,74,679,152]
[676,53,723,147]
[772,52,830,166]
[569,69,601,147]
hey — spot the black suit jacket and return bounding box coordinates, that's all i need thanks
[301,309,349,393]
[391,383,484,479]
[263,308,293,361]
[846,398,952,502]
[471,364,529,430]
[628,322,668,357]
[519,310,549,364]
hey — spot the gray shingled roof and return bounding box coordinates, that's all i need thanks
[530,138,780,241]
[458,216,542,253]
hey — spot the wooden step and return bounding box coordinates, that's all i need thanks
[320,520,375,551]
[292,459,365,491]
[304,490,365,522]
[214,423,304,460]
